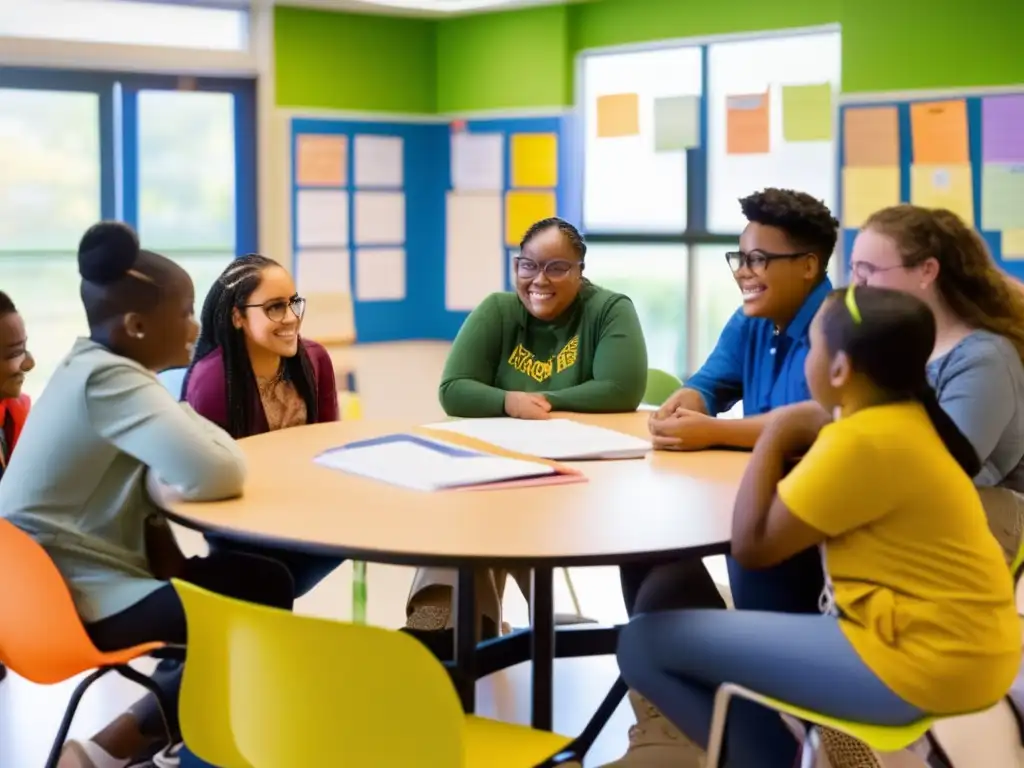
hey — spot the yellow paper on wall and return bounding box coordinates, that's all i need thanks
[1003,230,1024,260]
[511,133,558,188]
[842,167,901,228]
[505,191,556,247]
[910,164,975,227]
[782,83,833,142]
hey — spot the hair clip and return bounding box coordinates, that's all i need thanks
[845,284,863,325]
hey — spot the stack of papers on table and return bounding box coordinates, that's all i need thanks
[314,433,581,492]
[421,418,652,461]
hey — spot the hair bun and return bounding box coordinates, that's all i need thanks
[78,221,140,284]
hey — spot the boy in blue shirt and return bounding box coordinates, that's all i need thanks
[606,188,839,767]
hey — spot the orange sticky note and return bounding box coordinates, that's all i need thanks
[911,100,969,165]
[296,135,347,187]
[505,191,556,247]
[844,107,899,167]
[727,92,770,155]
[596,93,640,138]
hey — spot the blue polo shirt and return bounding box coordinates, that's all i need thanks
[686,278,832,416]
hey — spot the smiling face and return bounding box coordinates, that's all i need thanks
[849,227,937,303]
[232,265,303,358]
[514,226,584,322]
[0,312,34,399]
[734,222,820,323]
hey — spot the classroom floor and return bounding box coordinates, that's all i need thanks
[1,341,1020,766]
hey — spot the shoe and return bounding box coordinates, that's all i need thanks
[599,690,704,767]
[817,727,883,768]
[403,603,497,661]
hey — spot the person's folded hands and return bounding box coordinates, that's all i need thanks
[648,408,717,451]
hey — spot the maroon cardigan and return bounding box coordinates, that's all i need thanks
[185,339,339,436]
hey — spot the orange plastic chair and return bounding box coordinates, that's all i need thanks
[0,519,174,768]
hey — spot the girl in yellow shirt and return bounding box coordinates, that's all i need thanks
[616,285,1021,767]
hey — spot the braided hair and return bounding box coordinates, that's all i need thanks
[519,217,587,262]
[183,254,319,439]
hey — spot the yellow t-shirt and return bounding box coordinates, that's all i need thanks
[778,402,1021,714]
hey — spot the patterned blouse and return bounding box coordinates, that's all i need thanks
[256,371,308,432]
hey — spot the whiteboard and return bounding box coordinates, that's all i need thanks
[706,31,841,232]
[582,46,702,233]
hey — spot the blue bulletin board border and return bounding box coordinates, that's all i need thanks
[289,113,572,343]
[838,91,1024,282]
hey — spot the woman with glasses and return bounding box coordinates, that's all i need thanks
[183,254,343,602]
[849,206,1024,563]
[404,216,648,656]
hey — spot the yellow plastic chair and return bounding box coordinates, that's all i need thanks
[174,580,575,768]
[705,683,937,768]
[642,369,682,407]
[339,391,363,421]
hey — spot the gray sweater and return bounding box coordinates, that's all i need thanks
[0,338,246,623]
[928,330,1024,493]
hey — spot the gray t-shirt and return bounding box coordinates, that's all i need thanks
[0,338,246,623]
[927,330,1024,493]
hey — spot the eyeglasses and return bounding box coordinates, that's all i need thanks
[514,257,581,280]
[241,296,306,323]
[725,249,811,274]
[849,261,906,281]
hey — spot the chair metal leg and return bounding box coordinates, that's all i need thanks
[706,683,737,767]
[925,730,956,768]
[45,668,112,768]
[561,567,582,617]
[113,664,176,747]
[800,726,820,768]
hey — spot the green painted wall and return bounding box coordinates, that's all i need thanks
[436,4,571,113]
[274,6,436,113]
[273,1,1024,113]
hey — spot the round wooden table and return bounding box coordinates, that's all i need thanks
[162,411,748,742]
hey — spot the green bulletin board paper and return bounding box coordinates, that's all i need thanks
[653,95,700,151]
[782,83,833,142]
[982,164,1024,230]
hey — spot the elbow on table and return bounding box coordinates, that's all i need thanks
[181,455,247,502]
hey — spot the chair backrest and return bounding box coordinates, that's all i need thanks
[174,580,465,768]
[642,368,682,407]
[0,520,107,683]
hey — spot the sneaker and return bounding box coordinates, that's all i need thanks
[599,690,704,767]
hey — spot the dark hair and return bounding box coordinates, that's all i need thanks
[864,205,1024,366]
[182,254,318,440]
[0,291,15,316]
[77,221,183,327]
[821,286,981,476]
[519,217,587,262]
[739,188,839,273]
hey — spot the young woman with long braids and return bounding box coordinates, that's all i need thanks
[184,254,343,599]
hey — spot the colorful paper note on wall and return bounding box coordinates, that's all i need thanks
[910,100,969,165]
[910,164,974,226]
[842,167,901,228]
[781,83,832,142]
[1002,230,1024,260]
[726,92,770,155]
[505,191,556,247]
[653,95,700,151]
[982,95,1024,163]
[451,132,503,192]
[511,133,558,188]
[596,93,640,138]
[446,192,504,311]
[844,107,899,167]
[296,135,347,187]
[981,164,1024,230]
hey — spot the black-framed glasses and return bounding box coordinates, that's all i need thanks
[849,261,907,281]
[241,296,306,322]
[725,249,811,274]
[514,257,581,280]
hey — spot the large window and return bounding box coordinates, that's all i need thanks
[579,27,841,381]
[0,0,249,51]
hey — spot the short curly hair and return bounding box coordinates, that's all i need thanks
[739,188,839,273]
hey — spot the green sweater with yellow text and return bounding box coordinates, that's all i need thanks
[439,283,648,417]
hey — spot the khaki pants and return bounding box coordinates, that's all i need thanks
[979,487,1024,567]
[407,566,533,633]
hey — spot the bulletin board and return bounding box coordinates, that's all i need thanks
[441,115,574,338]
[290,117,448,344]
[837,89,1024,281]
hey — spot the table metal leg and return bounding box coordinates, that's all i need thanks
[530,566,555,731]
[454,565,477,713]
